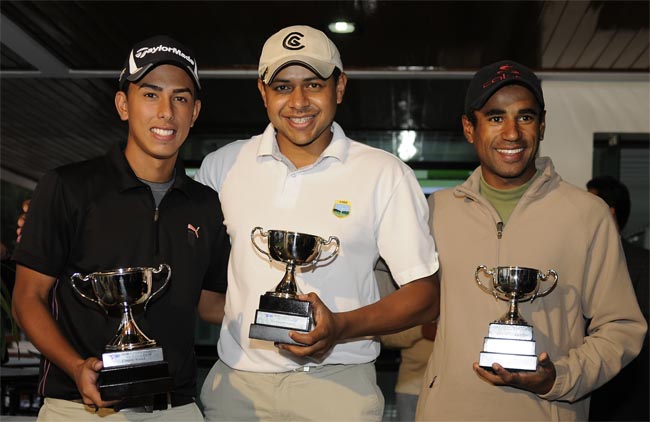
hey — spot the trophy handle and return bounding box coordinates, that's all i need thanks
[144,264,172,312]
[531,269,558,302]
[70,272,108,314]
[316,236,340,263]
[475,265,499,301]
[251,226,273,262]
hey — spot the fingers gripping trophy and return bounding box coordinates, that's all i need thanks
[475,265,558,371]
[71,264,172,400]
[249,227,340,345]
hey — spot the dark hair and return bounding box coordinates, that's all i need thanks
[331,67,342,83]
[586,175,631,230]
[465,110,478,127]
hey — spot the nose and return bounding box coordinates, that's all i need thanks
[157,98,174,121]
[288,87,309,109]
[502,117,520,141]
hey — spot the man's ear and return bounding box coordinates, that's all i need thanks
[539,110,546,141]
[190,99,202,128]
[461,114,475,145]
[115,91,129,121]
[609,207,620,231]
[335,72,347,105]
[257,79,268,108]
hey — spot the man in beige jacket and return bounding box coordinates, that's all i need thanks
[416,60,647,421]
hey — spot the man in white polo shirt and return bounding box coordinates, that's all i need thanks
[196,25,439,421]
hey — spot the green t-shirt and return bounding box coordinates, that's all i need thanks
[479,171,539,224]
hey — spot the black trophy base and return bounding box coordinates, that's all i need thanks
[248,294,313,345]
[258,294,311,316]
[249,323,309,346]
[98,361,173,401]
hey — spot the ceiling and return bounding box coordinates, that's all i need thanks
[1,0,648,186]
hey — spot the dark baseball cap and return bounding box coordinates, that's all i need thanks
[464,60,544,116]
[118,35,201,91]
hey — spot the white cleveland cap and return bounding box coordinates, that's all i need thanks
[258,25,343,84]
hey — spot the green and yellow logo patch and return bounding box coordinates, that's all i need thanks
[332,200,351,218]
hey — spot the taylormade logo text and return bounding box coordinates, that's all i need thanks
[135,45,195,65]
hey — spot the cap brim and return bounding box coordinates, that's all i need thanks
[263,56,336,84]
[467,80,544,114]
[122,62,201,91]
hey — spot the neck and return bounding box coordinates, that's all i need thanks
[124,143,177,183]
[276,131,333,169]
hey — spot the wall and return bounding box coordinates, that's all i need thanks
[540,80,650,188]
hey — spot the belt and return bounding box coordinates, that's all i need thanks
[114,393,194,412]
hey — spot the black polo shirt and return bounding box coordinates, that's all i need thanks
[13,143,230,400]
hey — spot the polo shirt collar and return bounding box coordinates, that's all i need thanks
[106,142,191,197]
[257,121,350,164]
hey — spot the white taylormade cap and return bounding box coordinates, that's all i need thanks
[258,25,343,84]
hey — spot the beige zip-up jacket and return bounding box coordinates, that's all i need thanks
[416,157,647,421]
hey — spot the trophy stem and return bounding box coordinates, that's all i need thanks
[498,297,529,326]
[268,262,299,299]
[106,304,157,351]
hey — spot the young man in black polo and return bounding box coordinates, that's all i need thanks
[12,36,229,421]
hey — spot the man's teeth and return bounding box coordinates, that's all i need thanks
[151,128,174,136]
[290,116,313,124]
[497,148,524,154]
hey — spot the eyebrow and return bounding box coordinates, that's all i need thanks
[271,76,325,84]
[483,107,539,117]
[138,83,193,95]
[518,108,540,116]
[484,108,505,117]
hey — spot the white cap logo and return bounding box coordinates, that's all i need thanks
[128,50,143,75]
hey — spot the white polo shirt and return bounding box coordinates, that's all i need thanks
[196,122,439,372]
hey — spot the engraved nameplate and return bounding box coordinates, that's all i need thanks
[102,347,164,368]
[488,323,534,340]
[255,310,311,331]
[483,337,536,355]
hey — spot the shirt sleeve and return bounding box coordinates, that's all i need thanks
[201,195,230,294]
[376,166,439,286]
[540,212,647,402]
[12,170,72,277]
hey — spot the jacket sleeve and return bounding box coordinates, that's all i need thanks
[540,211,648,402]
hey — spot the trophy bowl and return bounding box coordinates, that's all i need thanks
[475,265,557,325]
[252,227,340,299]
[71,264,171,350]
[267,230,323,265]
[492,266,545,302]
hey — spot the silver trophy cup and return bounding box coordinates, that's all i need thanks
[475,265,558,371]
[70,264,172,400]
[249,227,340,345]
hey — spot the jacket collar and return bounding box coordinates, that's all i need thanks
[458,157,559,200]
